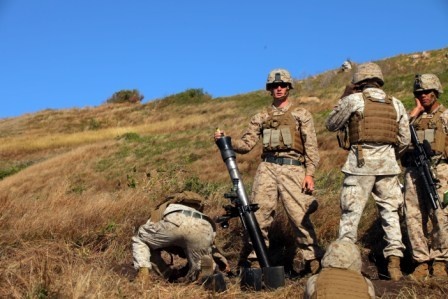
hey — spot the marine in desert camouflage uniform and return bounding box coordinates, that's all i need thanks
[325,62,410,281]
[402,73,448,279]
[214,68,322,274]
[304,240,375,299]
[132,191,229,283]
[339,60,353,73]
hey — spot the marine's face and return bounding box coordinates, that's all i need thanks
[415,90,437,110]
[270,82,289,100]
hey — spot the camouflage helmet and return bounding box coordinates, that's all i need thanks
[321,240,362,273]
[414,73,443,95]
[352,62,384,86]
[266,68,294,90]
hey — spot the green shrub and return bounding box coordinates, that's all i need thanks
[0,162,33,180]
[106,89,144,104]
[87,118,101,130]
[118,132,142,142]
[183,175,220,197]
[162,88,212,106]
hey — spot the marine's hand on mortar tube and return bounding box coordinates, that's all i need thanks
[214,128,225,141]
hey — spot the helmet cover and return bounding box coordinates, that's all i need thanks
[352,62,384,86]
[321,240,362,272]
[266,68,294,90]
[414,73,443,94]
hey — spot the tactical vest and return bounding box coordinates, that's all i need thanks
[312,268,370,299]
[348,92,398,145]
[261,106,304,154]
[414,105,448,157]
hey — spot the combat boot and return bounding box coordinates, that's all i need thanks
[387,256,403,281]
[197,255,215,283]
[237,258,259,271]
[309,259,321,275]
[432,261,448,277]
[249,259,260,269]
[411,262,429,280]
[135,267,151,284]
[292,249,305,274]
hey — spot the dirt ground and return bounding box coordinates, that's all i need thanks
[119,250,448,298]
[121,214,448,298]
[122,267,448,298]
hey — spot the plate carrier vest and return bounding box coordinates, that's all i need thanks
[345,92,398,167]
[414,105,448,157]
[261,105,305,154]
[348,92,398,145]
[312,268,370,299]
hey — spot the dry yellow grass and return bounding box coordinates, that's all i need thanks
[1,48,448,298]
[0,109,233,157]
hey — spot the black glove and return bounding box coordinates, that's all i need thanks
[341,84,356,98]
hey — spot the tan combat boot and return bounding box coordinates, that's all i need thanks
[197,255,215,283]
[387,256,403,281]
[292,250,304,274]
[309,259,321,275]
[432,261,448,277]
[135,267,151,284]
[411,262,429,280]
[249,259,260,269]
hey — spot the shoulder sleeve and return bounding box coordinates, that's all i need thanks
[232,112,265,153]
[325,94,360,132]
[365,278,376,299]
[392,97,411,156]
[303,274,318,299]
[293,108,320,176]
[439,108,448,133]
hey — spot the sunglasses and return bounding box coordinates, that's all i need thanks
[414,90,432,97]
[270,82,289,89]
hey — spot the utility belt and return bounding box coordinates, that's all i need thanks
[164,209,216,230]
[263,156,302,166]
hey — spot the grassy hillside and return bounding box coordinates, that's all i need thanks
[1,48,447,298]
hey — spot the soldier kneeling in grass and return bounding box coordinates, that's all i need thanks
[131,191,229,284]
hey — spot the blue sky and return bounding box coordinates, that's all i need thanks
[1,0,447,119]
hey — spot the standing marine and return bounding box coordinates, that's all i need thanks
[214,68,322,274]
[325,62,410,281]
[401,73,448,279]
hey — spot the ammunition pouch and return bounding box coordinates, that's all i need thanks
[337,126,350,150]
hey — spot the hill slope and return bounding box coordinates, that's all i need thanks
[1,47,448,298]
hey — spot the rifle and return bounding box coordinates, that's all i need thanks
[409,125,444,209]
